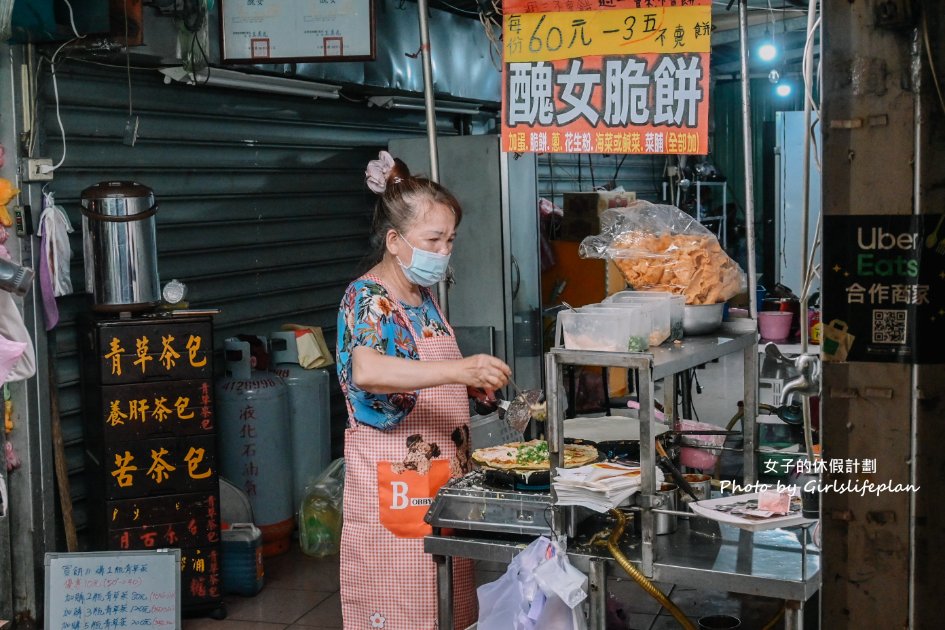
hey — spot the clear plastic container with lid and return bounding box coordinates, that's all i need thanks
[558,307,651,352]
[605,290,685,343]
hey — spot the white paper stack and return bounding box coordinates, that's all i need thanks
[552,463,664,513]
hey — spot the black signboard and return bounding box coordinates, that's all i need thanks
[92,320,213,385]
[822,214,945,363]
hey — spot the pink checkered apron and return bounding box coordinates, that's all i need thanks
[340,276,476,630]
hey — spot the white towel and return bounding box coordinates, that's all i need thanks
[38,191,74,297]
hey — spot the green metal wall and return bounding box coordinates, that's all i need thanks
[37,62,446,544]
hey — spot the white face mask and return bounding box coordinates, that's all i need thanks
[396,233,451,287]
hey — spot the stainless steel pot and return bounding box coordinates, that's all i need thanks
[81,181,160,312]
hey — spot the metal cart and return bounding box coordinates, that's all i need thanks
[426,323,821,629]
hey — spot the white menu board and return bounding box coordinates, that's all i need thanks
[220,0,375,63]
[44,550,181,630]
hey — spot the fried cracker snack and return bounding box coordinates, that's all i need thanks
[579,201,746,305]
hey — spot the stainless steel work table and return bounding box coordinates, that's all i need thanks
[428,323,821,628]
[426,518,821,629]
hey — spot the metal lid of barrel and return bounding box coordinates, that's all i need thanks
[81,181,160,312]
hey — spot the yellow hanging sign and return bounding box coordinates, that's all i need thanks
[504,6,712,63]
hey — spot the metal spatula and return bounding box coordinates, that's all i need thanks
[499,389,545,433]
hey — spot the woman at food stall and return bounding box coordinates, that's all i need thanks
[336,150,511,629]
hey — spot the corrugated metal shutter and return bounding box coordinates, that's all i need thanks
[39,63,448,544]
[537,153,665,207]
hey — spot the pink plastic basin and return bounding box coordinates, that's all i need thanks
[758,311,793,341]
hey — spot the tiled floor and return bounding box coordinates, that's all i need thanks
[182,548,342,630]
[183,546,784,630]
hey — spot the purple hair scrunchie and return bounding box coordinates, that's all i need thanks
[365,150,396,194]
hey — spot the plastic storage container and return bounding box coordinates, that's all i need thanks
[221,523,265,596]
[558,307,651,352]
[582,303,662,346]
[603,292,675,345]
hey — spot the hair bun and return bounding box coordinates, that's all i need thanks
[389,158,410,186]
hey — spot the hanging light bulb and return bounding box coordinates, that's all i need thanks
[768,68,781,84]
[776,83,792,97]
[758,29,778,62]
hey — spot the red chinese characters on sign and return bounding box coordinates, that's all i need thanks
[200,382,213,430]
[501,0,711,155]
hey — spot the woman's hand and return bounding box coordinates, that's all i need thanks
[459,354,511,391]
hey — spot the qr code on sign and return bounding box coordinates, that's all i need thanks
[872,309,907,343]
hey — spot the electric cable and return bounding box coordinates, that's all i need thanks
[432,0,481,16]
[124,0,133,119]
[613,154,627,181]
[60,0,86,39]
[44,38,81,174]
[801,15,822,170]
[922,11,945,115]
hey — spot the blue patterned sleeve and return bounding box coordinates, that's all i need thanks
[337,279,418,430]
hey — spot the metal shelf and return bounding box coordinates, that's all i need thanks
[426,519,820,603]
[677,180,729,249]
[550,322,757,381]
[544,324,759,576]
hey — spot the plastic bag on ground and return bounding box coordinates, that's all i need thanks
[299,457,344,557]
[579,200,746,305]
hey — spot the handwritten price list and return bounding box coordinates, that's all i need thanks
[45,550,180,630]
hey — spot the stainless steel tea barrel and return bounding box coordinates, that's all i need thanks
[81,181,160,312]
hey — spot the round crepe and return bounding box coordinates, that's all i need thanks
[472,440,598,471]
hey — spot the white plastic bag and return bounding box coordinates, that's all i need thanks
[0,291,35,383]
[477,536,587,630]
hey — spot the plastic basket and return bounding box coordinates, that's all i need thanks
[470,412,523,449]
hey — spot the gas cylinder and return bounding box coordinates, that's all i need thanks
[269,331,332,513]
[215,337,293,557]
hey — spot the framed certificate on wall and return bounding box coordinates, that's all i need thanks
[220,0,376,63]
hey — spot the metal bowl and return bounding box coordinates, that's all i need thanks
[682,303,724,335]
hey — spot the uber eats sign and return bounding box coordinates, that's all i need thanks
[822,215,944,364]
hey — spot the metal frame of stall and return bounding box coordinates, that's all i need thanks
[427,324,822,629]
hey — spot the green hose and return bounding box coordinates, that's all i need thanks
[591,510,697,630]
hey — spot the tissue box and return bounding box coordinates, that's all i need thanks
[559,191,637,241]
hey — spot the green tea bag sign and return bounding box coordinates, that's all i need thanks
[822,215,945,363]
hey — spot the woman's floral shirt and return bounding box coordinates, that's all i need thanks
[336,277,451,429]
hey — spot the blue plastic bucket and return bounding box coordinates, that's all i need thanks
[221,523,265,596]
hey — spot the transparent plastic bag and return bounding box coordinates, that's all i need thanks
[299,457,344,558]
[579,200,746,305]
[478,536,587,630]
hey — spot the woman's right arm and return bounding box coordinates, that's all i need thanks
[351,346,510,395]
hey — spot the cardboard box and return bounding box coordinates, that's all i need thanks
[558,191,637,241]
